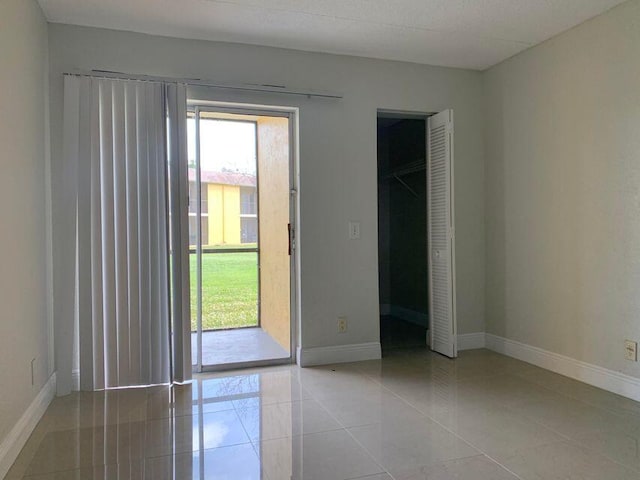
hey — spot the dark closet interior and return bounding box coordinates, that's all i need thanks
[377,116,428,352]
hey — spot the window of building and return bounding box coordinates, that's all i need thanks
[241,217,258,244]
[241,187,257,215]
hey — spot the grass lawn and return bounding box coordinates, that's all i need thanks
[190,252,258,331]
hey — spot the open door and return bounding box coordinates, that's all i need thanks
[427,109,457,358]
[257,116,291,352]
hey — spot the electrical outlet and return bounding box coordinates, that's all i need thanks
[625,340,637,361]
[337,316,348,333]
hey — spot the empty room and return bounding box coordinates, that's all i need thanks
[2,0,640,479]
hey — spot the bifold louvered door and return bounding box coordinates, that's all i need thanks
[427,109,457,358]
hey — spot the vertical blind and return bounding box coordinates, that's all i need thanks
[61,75,190,392]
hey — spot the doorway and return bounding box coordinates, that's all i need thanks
[377,115,429,352]
[377,109,457,357]
[188,106,296,371]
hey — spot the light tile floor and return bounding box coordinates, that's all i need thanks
[7,348,640,479]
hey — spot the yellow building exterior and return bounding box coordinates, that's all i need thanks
[205,183,241,245]
[188,169,257,248]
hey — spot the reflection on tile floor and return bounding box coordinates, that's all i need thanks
[7,348,640,479]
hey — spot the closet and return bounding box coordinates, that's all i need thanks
[377,109,458,358]
[377,115,429,351]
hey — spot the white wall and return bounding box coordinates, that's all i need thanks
[0,0,51,443]
[484,0,640,376]
[48,24,485,360]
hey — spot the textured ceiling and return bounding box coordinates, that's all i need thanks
[38,0,627,70]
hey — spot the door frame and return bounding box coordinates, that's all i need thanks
[376,108,457,353]
[187,101,300,371]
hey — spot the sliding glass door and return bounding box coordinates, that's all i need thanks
[188,106,294,371]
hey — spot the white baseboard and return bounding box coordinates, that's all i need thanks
[297,342,381,367]
[0,372,56,479]
[295,332,640,402]
[486,334,640,403]
[457,332,486,350]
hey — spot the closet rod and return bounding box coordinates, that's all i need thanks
[65,69,343,99]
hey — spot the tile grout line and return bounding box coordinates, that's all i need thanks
[14,356,640,479]
[302,377,395,479]
[490,370,640,473]
[512,369,640,420]
[350,359,529,480]
[312,364,518,479]
[358,355,640,477]
[244,368,387,479]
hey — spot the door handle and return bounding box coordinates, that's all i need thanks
[288,223,292,256]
